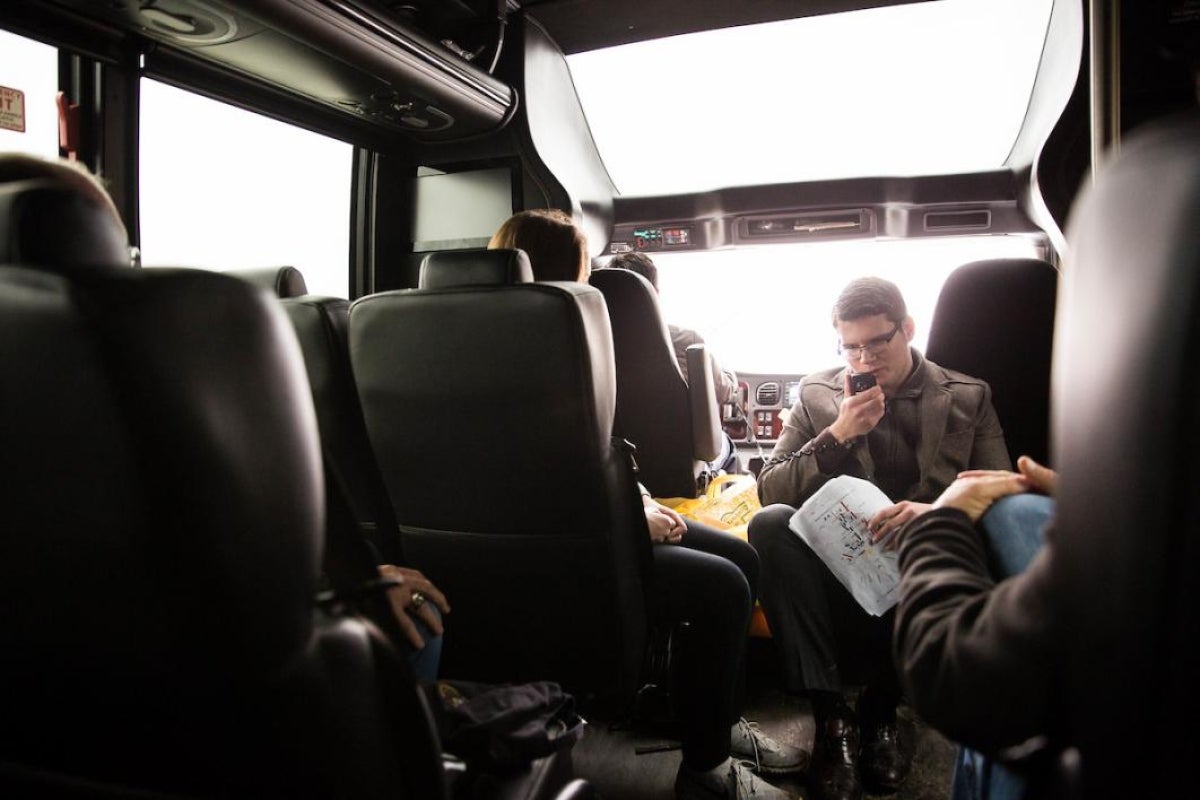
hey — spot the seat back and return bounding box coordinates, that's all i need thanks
[226,265,310,297]
[0,179,128,267]
[589,267,721,497]
[0,182,443,799]
[280,293,404,563]
[926,257,1058,465]
[349,249,650,699]
[1051,113,1200,798]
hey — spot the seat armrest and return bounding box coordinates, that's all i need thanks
[686,344,722,462]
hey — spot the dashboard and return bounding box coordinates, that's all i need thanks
[723,373,804,471]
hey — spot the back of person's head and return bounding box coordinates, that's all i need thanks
[832,277,908,325]
[0,153,124,232]
[607,251,659,291]
[488,209,589,283]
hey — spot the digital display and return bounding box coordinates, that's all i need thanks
[632,226,692,250]
[633,228,663,249]
[663,227,691,246]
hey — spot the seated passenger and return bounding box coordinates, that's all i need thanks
[489,209,805,799]
[0,151,450,682]
[605,251,740,473]
[899,458,1056,800]
[747,277,1010,800]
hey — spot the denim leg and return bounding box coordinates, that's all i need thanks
[406,606,443,683]
[979,494,1055,579]
[951,748,982,800]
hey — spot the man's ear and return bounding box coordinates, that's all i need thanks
[902,316,916,340]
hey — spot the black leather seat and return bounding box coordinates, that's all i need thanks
[226,264,310,297]
[349,249,651,700]
[1046,112,1200,799]
[926,257,1058,465]
[0,180,443,799]
[588,267,722,498]
[280,292,406,563]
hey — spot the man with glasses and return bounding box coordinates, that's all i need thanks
[748,277,1010,800]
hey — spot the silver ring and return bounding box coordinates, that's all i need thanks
[409,591,427,610]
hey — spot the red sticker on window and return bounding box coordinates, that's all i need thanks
[1,86,27,133]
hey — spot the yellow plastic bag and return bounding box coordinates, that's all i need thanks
[661,474,762,531]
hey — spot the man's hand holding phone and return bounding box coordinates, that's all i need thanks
[849,372,877,394]
[830,371,885,442]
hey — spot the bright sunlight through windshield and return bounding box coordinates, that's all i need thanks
[630,236,1043,375]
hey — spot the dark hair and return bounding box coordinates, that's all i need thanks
[831,277,908,326]
[487,209,589,283]
[607,251,659,291]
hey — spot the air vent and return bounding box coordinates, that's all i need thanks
[756,382,781,406]
[924,210,992,231]
[742,210,870,241]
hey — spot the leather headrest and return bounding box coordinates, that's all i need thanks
[227,266,309,297]
[419,248,533,289]
[0,180,128,268]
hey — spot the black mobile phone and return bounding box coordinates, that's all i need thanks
[849,372,877,395]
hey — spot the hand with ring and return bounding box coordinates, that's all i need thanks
[378,565,450,651]
[409,590,427,610]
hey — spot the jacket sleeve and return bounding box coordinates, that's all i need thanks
[970,382,1012,470]
[757,395,855,507]
[709,351,738,406]
[894,508,1056,751]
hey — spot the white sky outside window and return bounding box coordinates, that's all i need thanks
[140,79,352,298]
[631,235,1042,375]
[567,0,1054,195]
[0,29,61,159]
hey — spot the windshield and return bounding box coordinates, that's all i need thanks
[567,0,1054,195]
[625,235,1044,375]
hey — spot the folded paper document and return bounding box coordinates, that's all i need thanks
[788,476,900,616]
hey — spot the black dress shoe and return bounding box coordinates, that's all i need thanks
[859,718,911,794]
[811,716,862,800]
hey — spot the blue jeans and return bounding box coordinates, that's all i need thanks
[950,494,1054,800]
[407,606,444,683]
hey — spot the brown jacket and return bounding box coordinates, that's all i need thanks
[758,352,1010,507]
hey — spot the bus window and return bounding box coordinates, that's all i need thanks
[0,29,60,159]
[641,234,1043,375]
[139,79,352,298]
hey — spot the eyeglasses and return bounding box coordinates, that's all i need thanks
[838,322,902,360]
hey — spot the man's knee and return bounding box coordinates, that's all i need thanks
[980,494,1054,579]
[748,504,796,552]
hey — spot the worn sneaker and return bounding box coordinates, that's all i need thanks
[675,758,796,799]
[729,718,809,775]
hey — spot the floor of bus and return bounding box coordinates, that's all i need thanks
[572,639,956,800]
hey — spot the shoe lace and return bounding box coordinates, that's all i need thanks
[735,717,783,770]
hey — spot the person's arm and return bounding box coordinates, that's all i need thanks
[758,375,882,506]
[709,351,738,406]
[895,483,1056,751]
